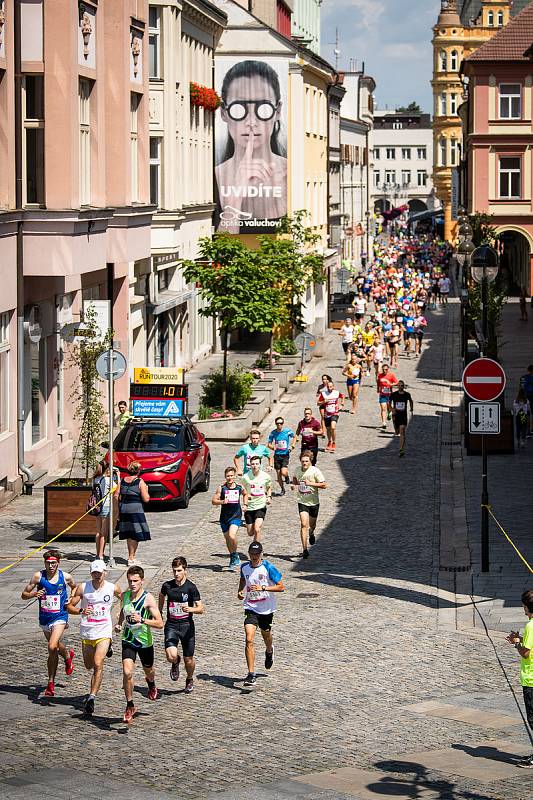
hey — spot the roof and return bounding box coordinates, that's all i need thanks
[466,1,533,61]
[460,0,530,24]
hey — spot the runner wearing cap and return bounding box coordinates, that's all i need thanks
[158,557,204,694]
[267,417,295,496]
[291,451,327,559]
[240,455,272,541]
[233,430,272,476]
[238,542,284,686]
[115,565,163,723]
[67,559,122,716]
[212,466,249,570]
[21,549,76,697]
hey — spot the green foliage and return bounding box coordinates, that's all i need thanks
[274,336,298,355]
[68,307,113,481]
[200,365,255,412]
[395,101,421,113]
[468,212,499,247]
[465,282,507,359]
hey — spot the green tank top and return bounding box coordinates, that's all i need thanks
[121,589,153,648]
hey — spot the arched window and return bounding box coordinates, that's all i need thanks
[488,10,494,25]
[439,138,447,167]
[497,11,504,26]
[450,50,458,71]
[440,50,447,71]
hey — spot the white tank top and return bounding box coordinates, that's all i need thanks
[79,579,114,640]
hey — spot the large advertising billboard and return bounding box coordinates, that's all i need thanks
[215,57,288,234]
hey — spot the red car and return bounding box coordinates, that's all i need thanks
[110,418,210,507]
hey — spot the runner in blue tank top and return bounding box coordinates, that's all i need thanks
[21,549,77,697]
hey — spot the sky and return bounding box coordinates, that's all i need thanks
[321,0,438,114]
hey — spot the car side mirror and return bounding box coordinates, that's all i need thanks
[188,441,202,450]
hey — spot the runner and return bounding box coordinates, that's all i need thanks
[376,364,398,429]
[414,310,428,356]
[21,550,76,697]
[403,308,415,357]
[385,321,401,368]
[241,455,272,541]
[317,378,345,452]
[238,541,285,686]
[116,565,163,723]
[338,317,355,357]
[159,557,204,694]
[291,451,327,559]
[390,380,414,456]
[212,466,248,569]
[362,322,376,376]
[438,273,450,304]
[67,559,122,716]
[341,352,363,414]
[294,406,324,464]
[234,430,272,476]
[268,416,295,496]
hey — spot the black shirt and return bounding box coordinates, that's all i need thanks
[219,483,243,523]
[160,578,201,626]
[390,391,412,414]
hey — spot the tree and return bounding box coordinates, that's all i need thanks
[395,101,422,114]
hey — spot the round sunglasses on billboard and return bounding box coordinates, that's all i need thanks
[224,100,279,121]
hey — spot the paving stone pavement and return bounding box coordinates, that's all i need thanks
[0,307,531,799]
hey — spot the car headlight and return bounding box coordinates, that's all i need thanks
[156,459,183,474]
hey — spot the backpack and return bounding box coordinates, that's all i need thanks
[87,477,104,516]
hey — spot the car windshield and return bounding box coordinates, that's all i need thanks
[114,425,185,453]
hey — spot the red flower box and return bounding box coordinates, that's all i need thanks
[190,82,221,112]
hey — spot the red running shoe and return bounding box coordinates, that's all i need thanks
[123,705,136,723]
[44,681,55,697]
[65,648,75,676]
[148,686,159,701]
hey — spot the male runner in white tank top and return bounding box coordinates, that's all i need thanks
[67,559,122,715]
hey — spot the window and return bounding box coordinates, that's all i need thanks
[401,148,411,160]
[23,76,45,205]
[450,93,457,115]
[488,10,494,25]
[417,147,427,159]
[149,7,161,79]
[440,50,447,71]
[385,170,396,185]
[79,79,91,206]
[450,138,460,166]
[440,93,447,116]
[450,50,458,71]
[417,170,428,187]
[401,170,411,186]
[386,148,395,159]
[374,148,380,160]
[497,11,504,26]
[130,93,140,203]
[150,137,161,206]
[439,137,447,167]
[499,156,521,198]
[0,312,9,434]
[499,84,521,119]
[374,170,380,187]
[392,122,403,130]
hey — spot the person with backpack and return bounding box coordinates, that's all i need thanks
[90,461,118,560]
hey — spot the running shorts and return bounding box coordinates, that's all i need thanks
[298,503,319,519]
[378,394,391,404]
[244,610,274,631]
[244,507,267,524]
[393,413,408,431]
[324,415,339,427]
[346,378,360,387]
[273,454,290,470]
[164,623,196,657]
[121,642,154,668]
[220,516,242,533]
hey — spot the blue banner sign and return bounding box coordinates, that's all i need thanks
[132,399,185,418]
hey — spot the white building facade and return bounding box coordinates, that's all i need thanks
[372,110,436,216]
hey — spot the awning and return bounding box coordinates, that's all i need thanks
[148,289,195,315]
[408,208,444,223]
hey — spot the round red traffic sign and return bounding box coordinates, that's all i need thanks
[462,358,506,402]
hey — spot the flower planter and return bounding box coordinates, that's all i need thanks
[260,369,289,390]
[251,385,274,412]
[44,479,95,542]
[275,357,300,380]
[193,409,254,441]
[244,394,269,426]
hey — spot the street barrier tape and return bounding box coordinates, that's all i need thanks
[482,504,533,574]
[0,486,118,575]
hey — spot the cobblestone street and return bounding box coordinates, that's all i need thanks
[0,304,531,800]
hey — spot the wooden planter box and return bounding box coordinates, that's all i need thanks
[44,479,95,541]
[193,409,254,441]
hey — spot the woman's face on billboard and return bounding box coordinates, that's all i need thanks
[221,75,281,151]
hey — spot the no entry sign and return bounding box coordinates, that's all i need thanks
[462,358,506,402]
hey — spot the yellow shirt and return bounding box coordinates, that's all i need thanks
[520,618,533,687]
[362,332,374,347]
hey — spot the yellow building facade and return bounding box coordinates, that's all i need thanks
[431,0,511,240]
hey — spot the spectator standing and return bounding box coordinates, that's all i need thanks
[506,590,533,768]
[513,389,531,448]
[118,461,151,565]
[519,365,533,435]
[115,401,132,430]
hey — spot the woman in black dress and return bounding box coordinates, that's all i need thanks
[118,461,151,565]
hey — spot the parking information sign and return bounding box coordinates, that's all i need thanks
[132,399,185,418]
[468,402,500,435]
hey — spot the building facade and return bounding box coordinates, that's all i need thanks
[372,110,435,217]
[462,3,533,292]
[291,0,321,54]
[0,0,152,496]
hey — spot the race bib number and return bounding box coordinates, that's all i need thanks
[381,386,391,395]
[169,601,188,620]
[302,427,314,437]
[326,403,337,415]
[247,588,268,603]
[85,605,109,625]
[225,489,240,504]
[275,439,287,450]
[250,484,264,497]
[41,594,60,613]
[299,481,312,494]
[395,402,406,411]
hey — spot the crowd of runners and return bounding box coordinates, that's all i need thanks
[19,233,457,718]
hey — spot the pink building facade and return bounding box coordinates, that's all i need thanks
[0,0,152,500]
[462,4,533,292]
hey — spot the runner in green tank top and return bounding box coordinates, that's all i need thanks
[115,566,163,723]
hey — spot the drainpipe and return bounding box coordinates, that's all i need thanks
[14,0,34,493]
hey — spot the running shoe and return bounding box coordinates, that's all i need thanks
[243,672,257,686]
[309,532,316,546]
[170,655,181,682]
[387,411,391,420]
[229,553,241,569]
[265,649,274,670]
[184,678,194,694]
[517,754,533,768]
[147,686,159,701]
[65,648,75,676]
[84,697,95,716]
[106,644,113,658]
[44,681,55,697]
[331,443,336,451]
[302,548,310,559]
[381,424,387,430]
[123,705,136,723]
[284,474,290,484]
[399,448,405,458]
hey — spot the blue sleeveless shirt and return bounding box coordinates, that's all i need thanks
[38,569,69,627]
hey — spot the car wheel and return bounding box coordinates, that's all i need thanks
[198,458,211,492]
[177,473,192,509]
